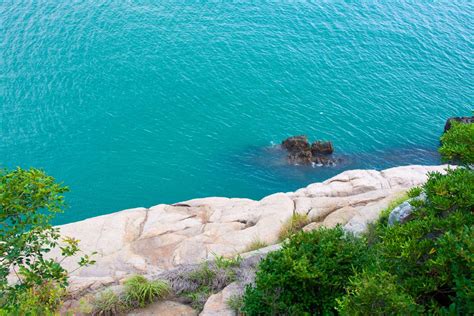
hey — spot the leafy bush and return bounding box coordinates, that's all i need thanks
[439,121,474,164]
[336,270,421,315]
[243,166,474,314]
[3,281,66,315]
[0,167,95,313]
[369,167,474,313]
[278,212,311,241]
[365,193,409,245]
[242,226,368,315]
[123,275,171,308]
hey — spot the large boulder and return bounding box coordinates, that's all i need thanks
[444,116,474,133]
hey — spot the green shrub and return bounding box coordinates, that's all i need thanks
[243,166,474,314]
[278,212,311,241]
[123,275,171,308]
[8,281,65,315]
[337,270,421,315]
[371,168,474,312]
[428,225,474,314]
[439,121,474,164]
[0,167,95,313]
[365,193,409,245]
[242,226,368,315]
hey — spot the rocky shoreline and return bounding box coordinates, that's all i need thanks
[51,164,449,314]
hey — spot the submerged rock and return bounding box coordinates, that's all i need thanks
[443,116,474,133]
[281,135,337,166]
[288,149,313,164]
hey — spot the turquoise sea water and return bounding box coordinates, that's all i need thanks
[1,2,472,224]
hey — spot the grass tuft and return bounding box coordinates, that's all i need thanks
[90,290,126,316]
[243,239,268,253]
[123,275,171,308]
[278,213,311,241]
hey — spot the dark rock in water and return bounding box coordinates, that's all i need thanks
[282,135,310,153]
[288,150,313,164]
[444,116,474,133]
[311,141,334,155]
[281,136,339,166]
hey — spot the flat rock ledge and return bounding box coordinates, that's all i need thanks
[52,165,448,314]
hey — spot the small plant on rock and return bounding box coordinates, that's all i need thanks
[278,212,311,241]
[123,275,171,308]
[243,239,268,253]
[90,289,126,316]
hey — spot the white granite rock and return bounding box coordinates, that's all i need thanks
[200,282,241,316]
[51,165,447,297]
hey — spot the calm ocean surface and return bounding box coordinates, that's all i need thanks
[1,2,472,224]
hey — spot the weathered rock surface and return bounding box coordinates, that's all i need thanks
[127,300,197,316]
[200,282,240,316]
[52,165,448,304]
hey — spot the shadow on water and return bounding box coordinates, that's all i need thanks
[232,144,441,194]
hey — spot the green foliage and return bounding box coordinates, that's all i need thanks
[439,121,474,164]
[278,212,311,241]
[2,281,65,315]
[336,270,421,315]
[364,168,474,314]
[242,226,368,315]
[213,253,242,270]
[365,193,409,246]
[0,167,95,313]
[243,167,474,314]
[91,289,126,315]
[123,275,171,308]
